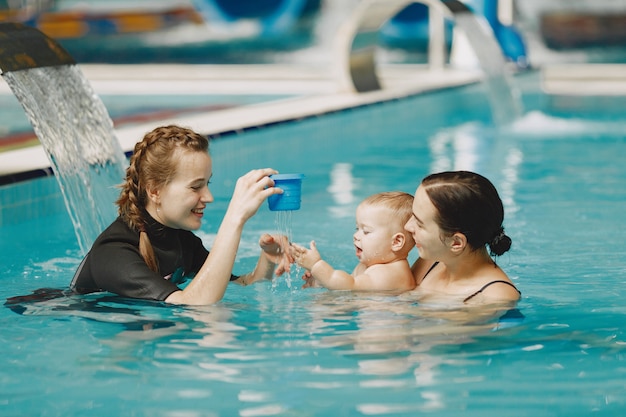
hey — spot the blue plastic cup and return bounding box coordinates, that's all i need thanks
[268,174,304,211]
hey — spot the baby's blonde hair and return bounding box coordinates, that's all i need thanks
[360,191,415,254]
[361,191,413,224]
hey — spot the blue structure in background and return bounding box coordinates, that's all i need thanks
[465,0,527,66]
[0,0,322,63]
[191,0,321,36]
[381,3,453,51]
[381,0,528,68]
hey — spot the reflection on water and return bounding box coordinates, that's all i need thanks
[327,162,357,218]
[6,277,626,415]
[428,121,523,217]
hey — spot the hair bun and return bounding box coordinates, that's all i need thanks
[489,227,511,256]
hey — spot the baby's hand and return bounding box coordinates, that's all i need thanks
[301,270,322,288]
[291,241,322,271]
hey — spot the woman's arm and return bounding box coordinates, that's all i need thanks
[166,169,281,305]
[233,234,292,286]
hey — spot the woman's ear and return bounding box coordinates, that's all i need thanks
[448,232,467,254]
[146,184,160,205]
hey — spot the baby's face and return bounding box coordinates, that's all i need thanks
[353,204,398,266]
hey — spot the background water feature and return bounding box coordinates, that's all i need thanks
[3,66,126,253]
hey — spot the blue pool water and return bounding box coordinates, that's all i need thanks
[1,73,626,416]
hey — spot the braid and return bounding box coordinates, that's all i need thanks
[116,125,209,273]
[117,141,147,232]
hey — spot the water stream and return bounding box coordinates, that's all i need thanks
[273,210,297,290]
[3,66,127,253]
[449,6,524,125]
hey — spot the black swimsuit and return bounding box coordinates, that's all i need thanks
[420,261,521,303]
[70,213,237,301]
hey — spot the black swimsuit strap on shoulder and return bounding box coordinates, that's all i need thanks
[421,261,439,281]
[463,280,521,303]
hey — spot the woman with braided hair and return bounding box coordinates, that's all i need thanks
[405,171,521,305]
[70,125,292,305]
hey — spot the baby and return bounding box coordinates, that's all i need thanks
[291,191,416,293]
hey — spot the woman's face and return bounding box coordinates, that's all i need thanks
[404,185,446,260]
[152,150,214,231]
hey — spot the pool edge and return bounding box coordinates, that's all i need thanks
[0,63,481,184]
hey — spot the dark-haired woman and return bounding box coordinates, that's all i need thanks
[405,171,520,305]
[71,125,291,305]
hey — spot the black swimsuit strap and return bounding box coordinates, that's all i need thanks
[421,261,439,281]
[463,280,521,303]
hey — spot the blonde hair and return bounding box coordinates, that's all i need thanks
[116,125,209,272]
[361,191,414,230]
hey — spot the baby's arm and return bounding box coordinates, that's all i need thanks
[292,241,357,290]
[292,241,399,290]
[292,242,414,292]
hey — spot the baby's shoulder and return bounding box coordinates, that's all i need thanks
[368,260,414,285]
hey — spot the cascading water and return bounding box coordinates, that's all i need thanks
[447,1,524,125]
[273,210,296,289]
[0,23,127,253]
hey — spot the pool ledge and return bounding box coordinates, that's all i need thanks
[0,64,481,181]
[541,64,626,95]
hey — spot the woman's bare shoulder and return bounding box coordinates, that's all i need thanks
[411,258,437,284]
[469,265,520,303]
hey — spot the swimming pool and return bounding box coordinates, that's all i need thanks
[1,72,626,416]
